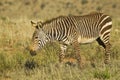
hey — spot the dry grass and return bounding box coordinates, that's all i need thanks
[0,0,120,80]
[0,16,120,80]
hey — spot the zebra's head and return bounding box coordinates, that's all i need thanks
[29,21,48,56]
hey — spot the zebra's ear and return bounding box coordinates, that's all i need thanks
[31,21,43,29]
[31,21,37,27]
[37,21,43,28]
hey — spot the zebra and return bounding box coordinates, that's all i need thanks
[29,12,112,67]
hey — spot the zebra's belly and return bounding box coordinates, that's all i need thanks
[78,36,97,44]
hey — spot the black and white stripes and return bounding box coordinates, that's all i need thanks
[30,12,112,65]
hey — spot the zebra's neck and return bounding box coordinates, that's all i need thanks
[43,22,60,42]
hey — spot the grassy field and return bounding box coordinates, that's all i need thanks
[0,0,120,80]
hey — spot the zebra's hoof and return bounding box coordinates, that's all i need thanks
[104,60,111,65]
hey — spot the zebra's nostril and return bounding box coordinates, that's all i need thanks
[30,50,37,56]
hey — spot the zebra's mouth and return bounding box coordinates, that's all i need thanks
[30,50,37,56]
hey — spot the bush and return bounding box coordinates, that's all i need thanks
[96,6,102,11]
[81,0,88,5]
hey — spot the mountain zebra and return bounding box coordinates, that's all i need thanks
[29,12,112,66]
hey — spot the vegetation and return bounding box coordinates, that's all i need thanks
[0,0,120,80]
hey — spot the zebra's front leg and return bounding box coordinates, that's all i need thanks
[72,41,82,68]
[59,44,67,63]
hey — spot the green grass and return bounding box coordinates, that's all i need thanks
[0,0,120,79]
[94,68,110,79]
[0,17,120,80]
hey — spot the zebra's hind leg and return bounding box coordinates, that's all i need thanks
[104,42,111,64]
[96,37,111,64]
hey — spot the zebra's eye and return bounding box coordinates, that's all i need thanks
[35,36,38,39]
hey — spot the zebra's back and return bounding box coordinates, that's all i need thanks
[43,12,112,44]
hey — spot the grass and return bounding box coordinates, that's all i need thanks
[0,17,120,80]
[0,0,120,80]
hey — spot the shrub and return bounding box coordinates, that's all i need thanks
[81,0,88,5]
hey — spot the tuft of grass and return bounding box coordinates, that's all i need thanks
[94,68,110,79]
[0,53,14,72]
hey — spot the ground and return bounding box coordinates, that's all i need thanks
[0,0,120,80]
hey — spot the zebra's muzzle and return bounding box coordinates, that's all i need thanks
[30,50,37,56]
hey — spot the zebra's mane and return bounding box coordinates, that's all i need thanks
[43,16,64,25]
